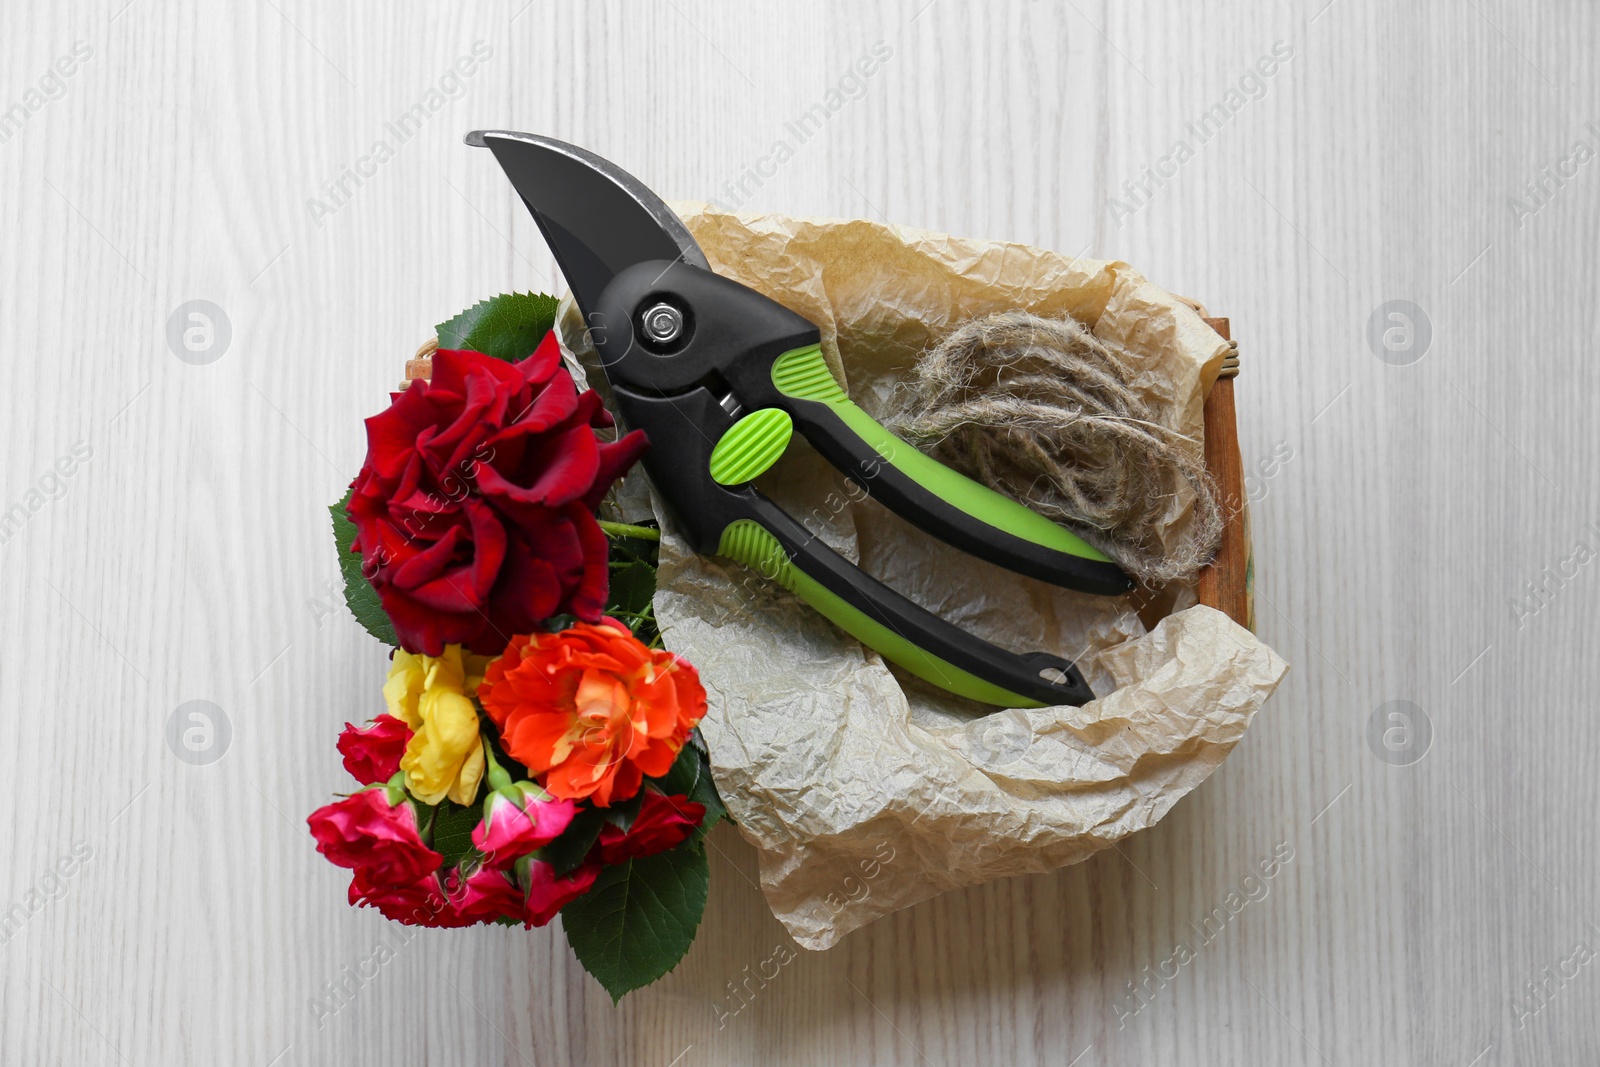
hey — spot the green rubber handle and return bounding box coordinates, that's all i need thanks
[768,346,1130,595]
[718,519,1051,706]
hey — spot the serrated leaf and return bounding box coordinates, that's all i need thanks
[330,489,398,646]
[426,797,484,871]
[690,758,728,833]
[605,560,657,618]
[541,807,606,875]
[653,739,727,837]
[600,791,643,833]
[435,292,561,363]
[560,842,710,1001]
[605,524,660,568]
[653,742,701,798]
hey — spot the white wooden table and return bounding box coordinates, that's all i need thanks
[4,2,1596,1063]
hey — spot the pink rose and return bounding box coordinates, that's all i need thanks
[596,793,704,865]
[348,868,454,927]
[308,787,441,885]
[445,866,527,926]
[337,715,411,784]
[472,785,578,866]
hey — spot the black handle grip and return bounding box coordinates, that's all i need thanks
[782,384,1134,596]
[612,383,1096,707]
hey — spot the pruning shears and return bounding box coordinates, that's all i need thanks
[469,131,1132,707]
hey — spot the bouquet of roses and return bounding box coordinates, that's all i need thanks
[308,293,725,1000]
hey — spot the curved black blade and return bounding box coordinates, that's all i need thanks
[465,131,708,318]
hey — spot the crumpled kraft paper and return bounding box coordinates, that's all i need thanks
[559,204,1289,951]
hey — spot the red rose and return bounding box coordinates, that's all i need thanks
[346,333,648,655]
[308,788,441,885]
[596,792,705,864]
[523,859,600,927]
[337,714,410,784]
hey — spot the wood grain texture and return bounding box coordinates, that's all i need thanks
[3,1,1597,1064]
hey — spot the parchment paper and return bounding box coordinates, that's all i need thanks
[560,205,1288,950]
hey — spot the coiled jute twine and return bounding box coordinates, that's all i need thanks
[886,312,1223,586]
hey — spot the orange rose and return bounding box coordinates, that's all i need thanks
[478,619,706,806]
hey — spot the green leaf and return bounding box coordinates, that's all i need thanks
[541,807,605,876]
[604,556,659,646]
[606,560,657,618]
[560,842,710,1001]
[435,292,561,363]
[605,524,660,568]
[654,742,700,797]
[600,792,644,833]
[427,796,484,871]
[330,489,398,646]
[653,738,728,837]
[684,742,729,831]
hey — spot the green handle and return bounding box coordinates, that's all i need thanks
[718,520,1051,707]
[768,346,1130,595]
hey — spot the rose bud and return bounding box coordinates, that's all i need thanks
[472,783,578,866]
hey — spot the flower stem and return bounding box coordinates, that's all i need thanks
[597,520,660,542]
[481,738,514,793]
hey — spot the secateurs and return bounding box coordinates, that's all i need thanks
[469,131,1133,707]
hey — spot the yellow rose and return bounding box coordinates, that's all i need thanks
[383,645,492,806]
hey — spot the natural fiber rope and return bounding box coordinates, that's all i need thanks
[1218,340,1240,378]
[885,312,1223,585]
[402,337,439,388]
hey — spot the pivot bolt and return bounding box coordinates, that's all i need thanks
[641,302,684,345]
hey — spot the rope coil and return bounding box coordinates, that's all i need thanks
[886,312,1223,585]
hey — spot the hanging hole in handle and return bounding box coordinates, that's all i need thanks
[1017,651,1094,704]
